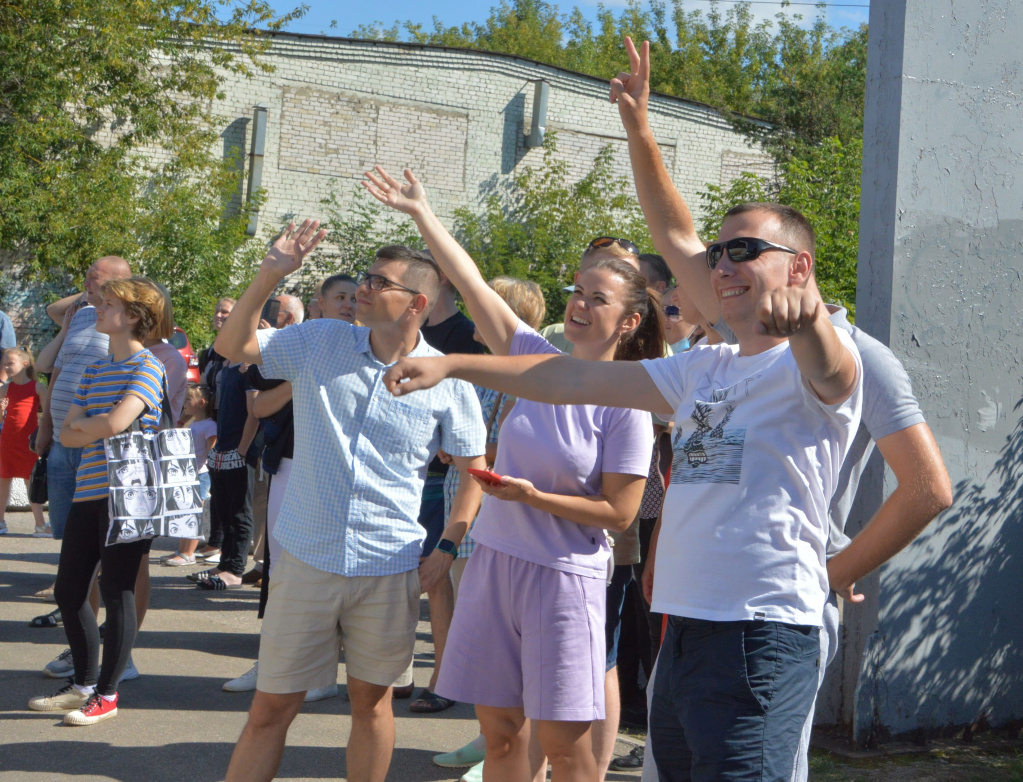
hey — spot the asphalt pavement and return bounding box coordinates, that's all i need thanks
[0,510,641,781]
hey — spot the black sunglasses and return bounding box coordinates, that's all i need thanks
[585,236,640,257]
[662,305,682,321]
[706,237,798,270]
[355,271,420,296]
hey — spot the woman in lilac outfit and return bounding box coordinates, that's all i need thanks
[366,166,663,782]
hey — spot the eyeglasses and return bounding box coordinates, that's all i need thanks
[354,271,420,296]
[662,305,682,321]
[585,236,640,257]
[706,237,798,270]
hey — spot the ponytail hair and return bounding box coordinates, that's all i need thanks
[587,257,666,362]
[3,346,37,381]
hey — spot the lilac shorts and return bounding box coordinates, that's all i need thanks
[436,544,606,721]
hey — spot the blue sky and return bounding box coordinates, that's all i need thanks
[267,0,870,39]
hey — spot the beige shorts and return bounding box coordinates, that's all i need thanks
[257,548,421,693]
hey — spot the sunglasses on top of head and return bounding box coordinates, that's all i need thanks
[354,271,420,296]
[585,236,640,257]
[706,237,798,270]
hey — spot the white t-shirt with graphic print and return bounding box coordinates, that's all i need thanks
[641,330,863,627]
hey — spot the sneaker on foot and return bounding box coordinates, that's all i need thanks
[120,656,139,682]
[460,761,484,782]
[304,684,339,703]
[28,682,89,712]
[0,521,8,535]
[433,740,487,768]
[33,524,52,538]
[64,693,118,725]
[223,662,258,692]
[44,648,75,679]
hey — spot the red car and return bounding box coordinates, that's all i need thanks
[170,326,201,385]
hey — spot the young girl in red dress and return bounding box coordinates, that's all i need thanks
[0,347,49,536]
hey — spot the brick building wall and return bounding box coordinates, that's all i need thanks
[2,34,771,347]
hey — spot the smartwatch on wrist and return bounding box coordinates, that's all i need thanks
[435,539,458,559]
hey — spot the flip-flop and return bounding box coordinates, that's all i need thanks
[197,575,242,590]
[187,568,219,583]
[29,609,62,628]
[409,688,457,713]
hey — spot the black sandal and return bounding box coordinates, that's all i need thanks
[409,688,457,713]
[29,609,62,628]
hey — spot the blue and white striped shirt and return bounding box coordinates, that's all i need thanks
[257,320,486,577]
[51,307,109,432]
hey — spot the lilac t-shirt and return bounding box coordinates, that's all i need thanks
[469,324,654,579]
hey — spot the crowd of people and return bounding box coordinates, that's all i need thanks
[1,37,954,782]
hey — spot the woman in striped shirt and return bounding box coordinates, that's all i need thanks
[28,278,166,726]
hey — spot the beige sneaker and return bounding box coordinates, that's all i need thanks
[28,682,90,712]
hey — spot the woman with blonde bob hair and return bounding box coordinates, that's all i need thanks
[28,278,167,727]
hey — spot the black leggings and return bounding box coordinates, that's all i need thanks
[209,465,252,576]
[54,499,151,696]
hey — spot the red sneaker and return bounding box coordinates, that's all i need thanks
[64,693,118,725]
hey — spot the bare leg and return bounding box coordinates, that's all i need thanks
[30,502,47,529]
[528,724,548,782]
[591,667,620,780]
[426,574,454,691]
[477,705,534,781]
[177,537,199,557]
[225,690,306,782]
[536,719,598,782]
[0,477,11,524]
[135,553,150,628]
[346,675,397,782]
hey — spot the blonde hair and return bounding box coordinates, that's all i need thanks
[3,347,37,381]
[100,278,165,342]
[489,276,546,331]
[184,383,213,421]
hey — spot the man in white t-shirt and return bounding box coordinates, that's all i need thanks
[608,36,953,781]
[382,199,864,781]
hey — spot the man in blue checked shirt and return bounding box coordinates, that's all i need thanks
[216,220,487,782]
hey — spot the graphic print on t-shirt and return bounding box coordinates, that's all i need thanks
[671,399,745,484]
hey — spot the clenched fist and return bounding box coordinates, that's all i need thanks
[755,287,821,337]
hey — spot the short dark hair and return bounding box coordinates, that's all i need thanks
[320,273,357,297]
[723,202,816,257]
[374,244,442,316]
[638,253,672,286]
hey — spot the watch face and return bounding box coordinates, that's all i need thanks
[437,539,457,557]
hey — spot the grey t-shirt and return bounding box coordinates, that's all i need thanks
[826,307,925,555]
[712,307,926,556]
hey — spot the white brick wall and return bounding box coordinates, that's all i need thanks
[208,34,772,244]
[3,35,774,345]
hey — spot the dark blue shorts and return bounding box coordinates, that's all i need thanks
[604,564,634,671]
[650,616,820,781]
[417,473,447,558]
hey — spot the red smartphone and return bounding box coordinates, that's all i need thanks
[467,467,504,486]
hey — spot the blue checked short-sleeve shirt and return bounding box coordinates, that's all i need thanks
[256,320,486,576]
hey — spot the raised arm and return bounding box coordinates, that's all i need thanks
[827,423,952,602]
[385,352,673,416]
[36,304,79,373]
[46,292,85,326]
[215,220,326,365]
[612,37,718,324]
[363,167,522,354]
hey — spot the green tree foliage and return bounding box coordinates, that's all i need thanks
[699,136,862,316]
[0,0,302,344]
[452,132,650,326]
[357,0,868,306]
[315,182,423,290]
